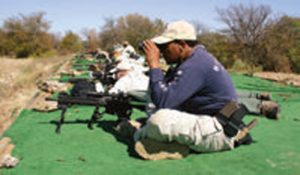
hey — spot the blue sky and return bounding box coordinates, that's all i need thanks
[0,0,299,36]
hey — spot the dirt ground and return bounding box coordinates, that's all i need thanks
[253,72,300,87]
[0,56,72,136]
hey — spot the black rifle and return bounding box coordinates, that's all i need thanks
[61,71,116,86]
[46,92,145,134]
[61,62,117,86]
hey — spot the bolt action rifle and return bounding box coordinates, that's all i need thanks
[61,61,117,86]
[46,91,145,134]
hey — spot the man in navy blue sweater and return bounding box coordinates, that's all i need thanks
[133,20,251,160]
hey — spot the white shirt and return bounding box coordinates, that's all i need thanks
[108,70,149,102]
[123,45,136,57]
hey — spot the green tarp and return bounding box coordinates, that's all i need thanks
[1,73,300,175]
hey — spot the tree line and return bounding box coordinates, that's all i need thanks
[0,4,299,73]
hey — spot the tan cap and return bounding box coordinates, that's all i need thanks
[151,20,197,44]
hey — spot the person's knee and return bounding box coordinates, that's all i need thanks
[147,109,172,126]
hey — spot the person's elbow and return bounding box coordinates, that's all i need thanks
[151,95,178,109]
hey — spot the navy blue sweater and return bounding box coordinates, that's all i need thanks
[149,45,237,115]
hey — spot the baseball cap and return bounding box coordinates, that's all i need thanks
[151,20,197,45]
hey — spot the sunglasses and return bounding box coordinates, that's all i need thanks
[157,42,172,51]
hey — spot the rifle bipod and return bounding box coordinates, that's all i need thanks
[55,104,67,134]
[87,105,103,129]
[55,104,104,134]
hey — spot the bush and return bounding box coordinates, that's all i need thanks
[230,58,262,74]
[0,12,55,58]
[59,31,83,54]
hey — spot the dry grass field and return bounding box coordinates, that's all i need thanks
[0,56,72,135]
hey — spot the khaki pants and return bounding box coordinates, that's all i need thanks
[134,109,234,152]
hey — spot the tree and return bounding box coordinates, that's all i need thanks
[99,13,164,51]
[257,17,290,72]
[82,28,99,52]
[198,32,235,68]
[217,4,272,69]
[59,31,83,54]
[285,17,300,72]
[0,12,54,58]
[191,21,210,36]
[98,18,120,51]
[0,29,6,55]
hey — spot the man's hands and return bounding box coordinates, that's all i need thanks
[143,40,161,69]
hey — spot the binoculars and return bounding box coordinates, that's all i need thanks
[138,41,163,52]
[138,42,145,52]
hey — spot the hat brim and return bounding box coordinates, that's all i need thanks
[109,68,117,73]
[151,36,174,45]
